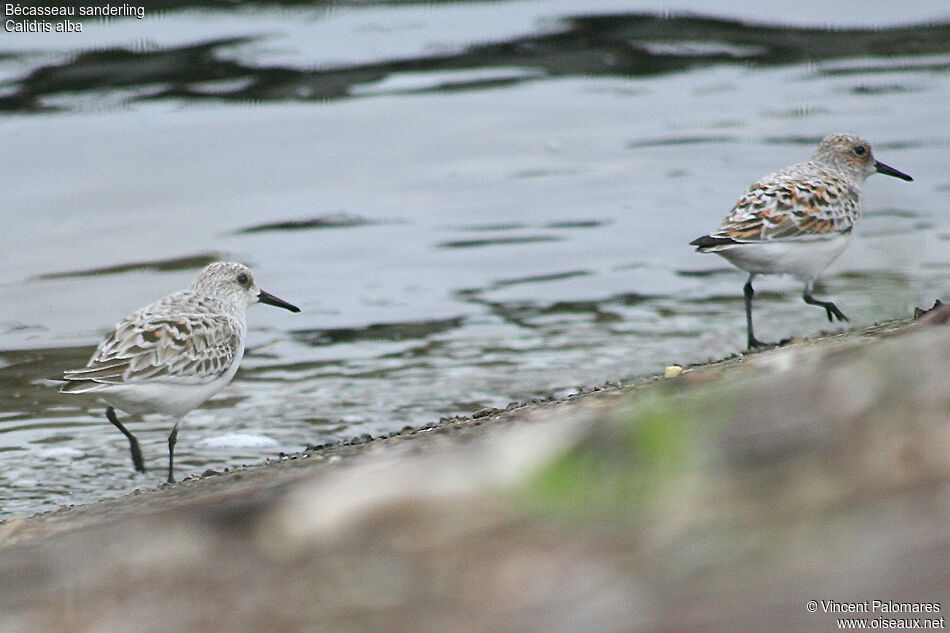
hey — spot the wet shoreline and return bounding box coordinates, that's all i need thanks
[3,308,949,632]
[0,309,927,532]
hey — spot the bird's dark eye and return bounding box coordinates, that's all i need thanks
[853,145,868,157]
[236,273,249,286]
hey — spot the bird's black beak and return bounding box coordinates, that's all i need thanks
[258,289,301,313]
[875,161,913,181]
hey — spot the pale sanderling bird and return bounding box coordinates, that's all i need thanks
[691,134,912,349]
[53,262,300,483]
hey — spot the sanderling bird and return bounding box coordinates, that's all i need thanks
[691,134,912,349]
[53,262,300,483]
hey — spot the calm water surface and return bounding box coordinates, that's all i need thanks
[1,0,949,517]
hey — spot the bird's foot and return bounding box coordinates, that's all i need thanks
[825,303,849,323]
[746,335,770,350]
[804,293,848,323]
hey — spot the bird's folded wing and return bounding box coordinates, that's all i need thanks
[711,177,858,242]
[60,313,241,388]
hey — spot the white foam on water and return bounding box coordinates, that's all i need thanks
[196,434,280,449]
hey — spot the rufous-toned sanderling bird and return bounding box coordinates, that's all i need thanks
[691,134,912,349]
[53,262,300,483]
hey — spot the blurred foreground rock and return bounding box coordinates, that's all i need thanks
[1,315,948,632]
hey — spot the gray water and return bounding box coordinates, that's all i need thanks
[1,0,949,517]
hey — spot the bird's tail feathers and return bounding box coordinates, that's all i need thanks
[57,379,110,394]
[690,234,740,252]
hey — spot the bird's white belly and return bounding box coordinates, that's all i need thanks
[712,233,852,282]
[100,363,240,419]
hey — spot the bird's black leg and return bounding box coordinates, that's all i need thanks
[744,275,766,349]
[105,406,146,474]
[803,284,849,323]
[167,420,181,484]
